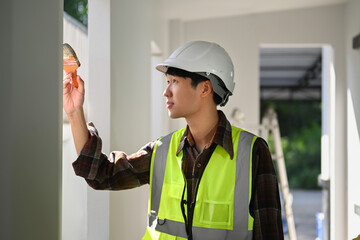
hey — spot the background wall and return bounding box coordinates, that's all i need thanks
[62,11,90,240]
[0,0,63,239]
[63,12,89,122]
[346,0,360,238]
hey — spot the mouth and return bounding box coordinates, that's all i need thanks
[166,101,174,108]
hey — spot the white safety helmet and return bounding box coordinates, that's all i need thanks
[156,41,235,106]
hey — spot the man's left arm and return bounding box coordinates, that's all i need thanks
[250,138,284,239]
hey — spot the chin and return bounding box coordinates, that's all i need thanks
[168,113,181,119]
[168,110,183,119]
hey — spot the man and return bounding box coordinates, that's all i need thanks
[63,41,284,239]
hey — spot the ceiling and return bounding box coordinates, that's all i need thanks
[260,47,322,101]
[158,0,347,21]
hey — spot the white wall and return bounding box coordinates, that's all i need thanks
[62,12,90,240]
[151,55,165,139]
[346,0,360,239]
[63,12,89,122]
[0,0,62,239]
[63,13,88,85]
[165,19,188,132]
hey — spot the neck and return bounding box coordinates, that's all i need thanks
[186,107,219,152]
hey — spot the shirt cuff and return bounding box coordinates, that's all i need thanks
[72,122,104,180]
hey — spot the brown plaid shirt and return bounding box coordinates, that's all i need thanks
[73,111,284,239]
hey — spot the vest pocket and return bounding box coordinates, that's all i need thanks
[167,182,183,200]
[200,200,231,226]
[159,182,185,222]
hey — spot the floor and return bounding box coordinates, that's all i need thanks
[284,189,322,240]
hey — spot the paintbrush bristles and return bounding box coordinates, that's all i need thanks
[63,43,81,66]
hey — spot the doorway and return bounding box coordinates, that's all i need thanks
[259,45,334,240]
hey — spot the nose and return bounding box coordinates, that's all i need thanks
[163,84,171,97]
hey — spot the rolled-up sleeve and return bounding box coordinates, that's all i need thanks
[72,122,155,190]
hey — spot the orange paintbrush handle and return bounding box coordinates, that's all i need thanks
[72,72,79,88]
[63,63,79,88]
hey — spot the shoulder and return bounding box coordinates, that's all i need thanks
[230,125,270,152]
[231,125,260,141]
[252,137,274,172]
[251,136,271,158]
[254,137,269,148]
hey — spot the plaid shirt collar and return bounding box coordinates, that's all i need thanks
[176,110,234,159]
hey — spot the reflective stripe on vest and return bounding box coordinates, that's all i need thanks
[144,127,257,240]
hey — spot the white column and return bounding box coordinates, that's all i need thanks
[87,0,111,239]
[321,46,336,240]
[322,45,347,240]
[346,0,360,239]
[0,0,62,239]
[109,1,152,239]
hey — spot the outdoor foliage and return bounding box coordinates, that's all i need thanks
[64,0,88,27]
[262,101,321,189]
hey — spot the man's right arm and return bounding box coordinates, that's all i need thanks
[72,122,155,190]
[68,108,89,156]
[63,74,154,190]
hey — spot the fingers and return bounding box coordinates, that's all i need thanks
[64,72,72,80]
[63,73,85,94]
[63,73,72,89]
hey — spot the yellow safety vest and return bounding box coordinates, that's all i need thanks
[143,126,257,240]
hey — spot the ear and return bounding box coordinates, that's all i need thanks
[200,80,213,98]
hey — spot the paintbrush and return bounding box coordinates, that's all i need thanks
[63,43,81,88]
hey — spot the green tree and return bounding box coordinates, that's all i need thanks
[262,101,321,189]
[282,121,321,189]
[64,0,88,27]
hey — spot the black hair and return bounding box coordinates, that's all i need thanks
[165,67,222,105]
